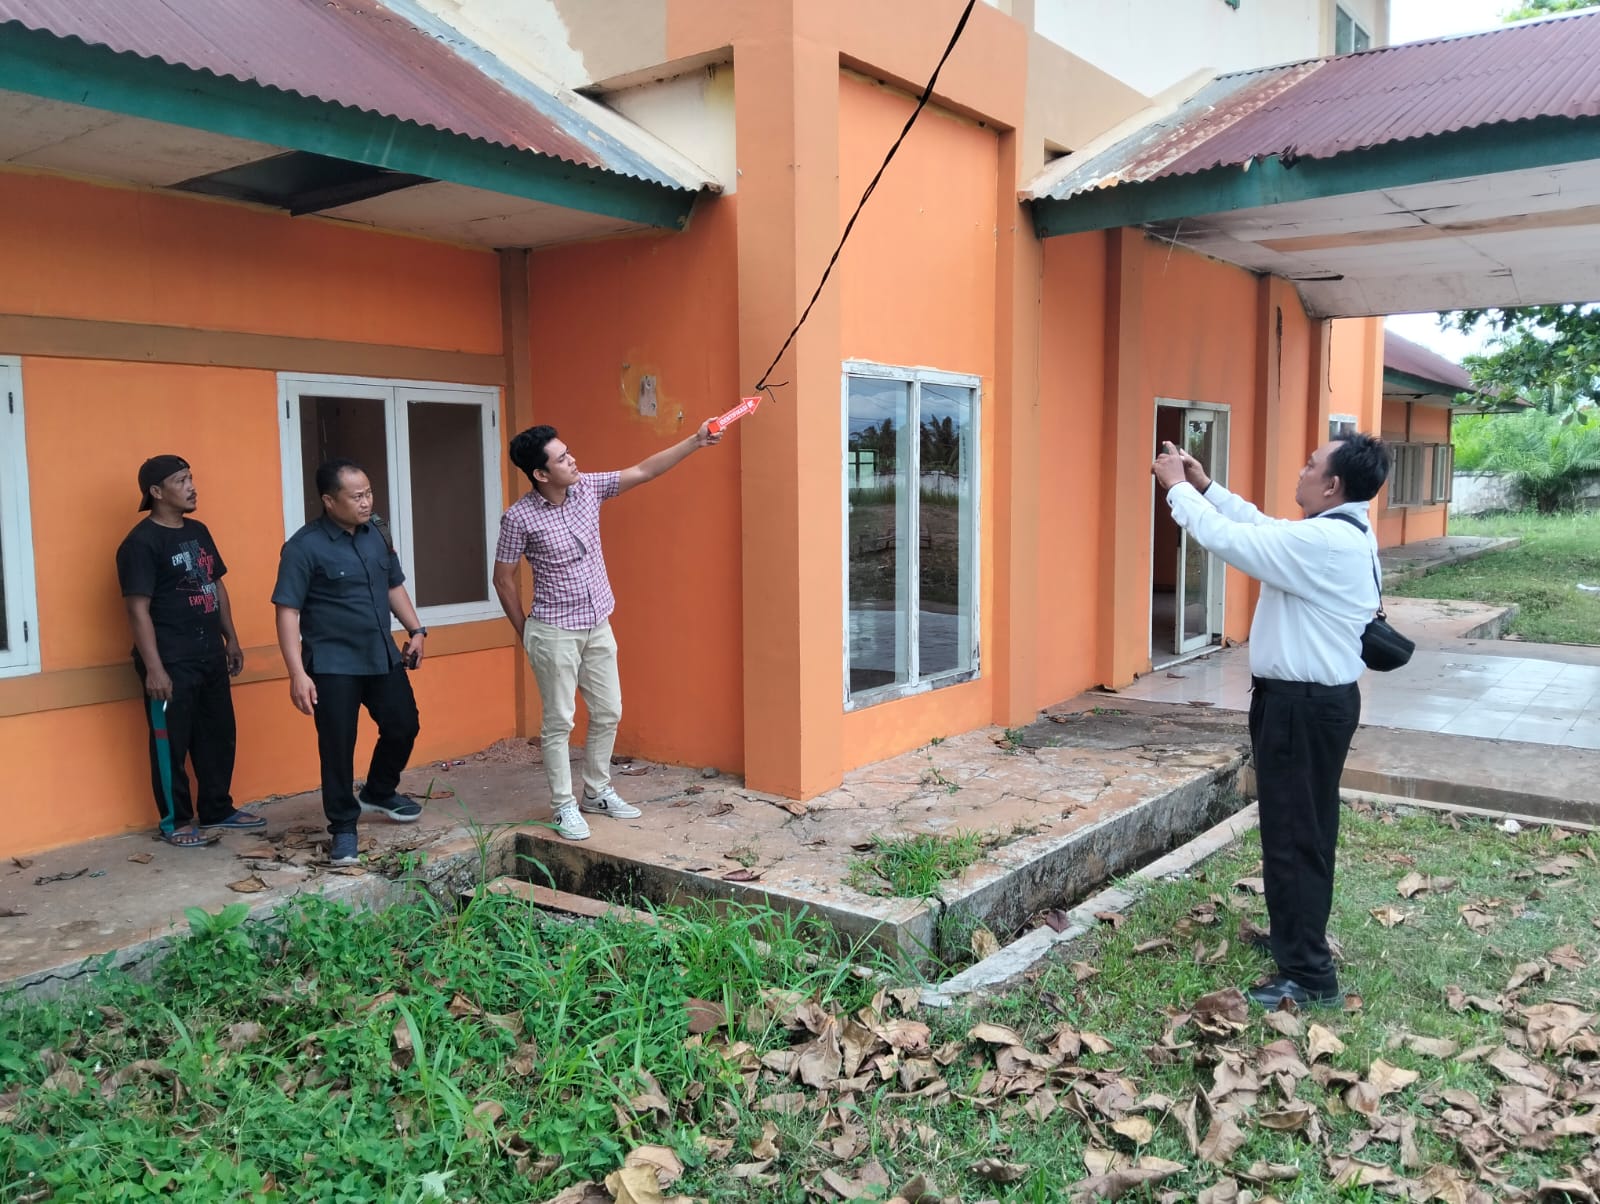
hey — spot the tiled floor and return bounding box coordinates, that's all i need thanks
[1120,646,1600,749]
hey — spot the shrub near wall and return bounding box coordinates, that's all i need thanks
[1451,411,1600,512]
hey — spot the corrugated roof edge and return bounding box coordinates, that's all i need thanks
[380,0,719,193]
[0,12,705,194]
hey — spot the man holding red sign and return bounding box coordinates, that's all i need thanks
[493,421,723,840]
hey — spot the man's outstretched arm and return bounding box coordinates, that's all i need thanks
[617,421,722,495]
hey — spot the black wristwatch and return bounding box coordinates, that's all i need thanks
[407,626,428,638]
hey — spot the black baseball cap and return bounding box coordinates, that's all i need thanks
[137,455,190,511]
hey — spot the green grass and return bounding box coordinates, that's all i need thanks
[1390,510,1600,643]
[4,807,1597,1203]
[843,830,986,898]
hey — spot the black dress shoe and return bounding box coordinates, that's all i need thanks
[1248,975,1342,1010]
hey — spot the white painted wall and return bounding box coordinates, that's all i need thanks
[414,0,589,87]
[607,66,737,194]
[1033,0,1381,99]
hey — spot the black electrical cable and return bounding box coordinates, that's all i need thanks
[752,0,979,394]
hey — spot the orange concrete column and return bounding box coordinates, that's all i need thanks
[733,28,845,798]
[992,130,1043,726]
[1098,227,1152,688]
[499,249,539,739]
[1253,276,1287,516]
[1309,317,1333,459]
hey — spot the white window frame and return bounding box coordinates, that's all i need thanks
[1335,4,1371,54]
[1431,441,1455,504]
[277,373,504,627]
[0,356,40,678]
[841,360,982,710]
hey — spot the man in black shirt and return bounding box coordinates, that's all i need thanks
[116,455,263,846]
[272,458,427,866]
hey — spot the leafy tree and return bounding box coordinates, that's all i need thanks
[1502,0,1598,19]
[1447,305,1600,420]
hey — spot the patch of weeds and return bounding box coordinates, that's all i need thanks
[920,765,960,794]
[844,830,985,898]
[998,725,1028,752]
[0,888,890,1202]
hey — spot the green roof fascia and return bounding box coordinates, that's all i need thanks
[0,23,696,230]
[1383,367,1466,398]
[1032,114,1600,239]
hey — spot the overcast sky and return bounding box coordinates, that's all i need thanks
[1382,1,1567,358]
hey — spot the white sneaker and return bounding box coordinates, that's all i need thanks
[553,801,590,841]
[580,786,642,819]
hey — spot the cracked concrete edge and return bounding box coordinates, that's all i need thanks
[920,804,1260,1009]
[1,830,519,1003]
[1340,789,1600,833]
[1340,766,1600,826]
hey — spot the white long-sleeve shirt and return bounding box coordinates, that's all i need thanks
[1165,480,1380,685]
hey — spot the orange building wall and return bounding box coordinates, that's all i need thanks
[835,73,1001,766]
[524,201,744,774]
[1034,232,1108,710]
[0,170,500,352]
[0,171,515,856]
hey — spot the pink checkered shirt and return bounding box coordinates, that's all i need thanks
[495,471,621,630]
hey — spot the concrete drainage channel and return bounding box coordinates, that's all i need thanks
[501,753,1250,994]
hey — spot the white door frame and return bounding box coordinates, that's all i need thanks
[1152,398,1230,663]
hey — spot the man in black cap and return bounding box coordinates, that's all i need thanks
[116,455,261,846]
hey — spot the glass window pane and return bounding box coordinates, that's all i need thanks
[299,395,391,525]
[1354,24,1371,51]
[1335,6,1353,53]
[918,384,975,678]
[848,376,912,696]
[407,401,488,607]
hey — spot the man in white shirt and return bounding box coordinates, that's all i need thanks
[1152,433,1390,1009]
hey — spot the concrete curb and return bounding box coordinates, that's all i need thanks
[921,803,1259,1008]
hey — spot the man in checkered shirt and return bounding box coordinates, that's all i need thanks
[493,421,722,840]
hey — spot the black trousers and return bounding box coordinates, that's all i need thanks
[135,653,237,828]
[1249,676,1361,995]
[311,665,420,835]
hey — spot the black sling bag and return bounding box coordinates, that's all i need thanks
[1317,511,1414,672]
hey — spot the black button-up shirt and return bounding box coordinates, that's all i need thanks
[271,516,405,676]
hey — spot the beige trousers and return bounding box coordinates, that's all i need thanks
[523,618,622,808]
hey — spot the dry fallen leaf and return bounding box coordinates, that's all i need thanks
[1113,1116,1156,1145]
[1402,1034,1460,1059]
[971,1158,1030,1183]
[1191,988,1249,1038]
[623,1146,685,1186]
[1068,1160,1184,1203]
[1233,877,1266,895]
[1306,1024,1345,1062]
[226,875,267,894]
[1368,1059,1420,1096]
[1397,873,1456,899]
[1199,1116,1246,1165]
[971,927,1001,961]
[685,998,726,1035]
[969,1022,1027,1047]
[127,852,155,864]
[1369,906,1408,928]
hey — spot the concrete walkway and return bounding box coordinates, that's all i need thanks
[1121,597,1600,747]
[1378,534,1519,588]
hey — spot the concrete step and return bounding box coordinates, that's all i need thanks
[1343,724,1600,827]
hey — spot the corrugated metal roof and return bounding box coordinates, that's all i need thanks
[0,0,704,190]
[1384,331,1471,392]
[1032,9,1600,202]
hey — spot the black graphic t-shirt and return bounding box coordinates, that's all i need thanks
[115,518,229,664]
